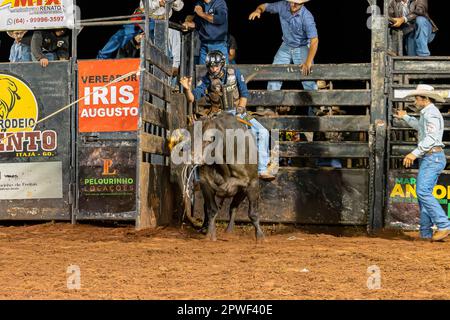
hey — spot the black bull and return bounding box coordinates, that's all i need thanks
[172,113,265,242]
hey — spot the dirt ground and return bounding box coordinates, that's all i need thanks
[0,222,448,300]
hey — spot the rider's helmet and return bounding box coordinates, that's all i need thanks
[205,50,226,78]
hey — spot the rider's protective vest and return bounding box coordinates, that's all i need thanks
[208,68,240,112]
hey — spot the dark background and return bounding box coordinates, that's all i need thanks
[0,0,448,63]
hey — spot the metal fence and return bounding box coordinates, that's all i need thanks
[386,56,450,229]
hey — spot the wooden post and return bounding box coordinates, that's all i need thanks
[369,0,388,232]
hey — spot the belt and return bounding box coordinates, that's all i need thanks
[149,14,166,20]
[426,147,444,155]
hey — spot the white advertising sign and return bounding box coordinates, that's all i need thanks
[0,0,74,31]
[0,162,63,200]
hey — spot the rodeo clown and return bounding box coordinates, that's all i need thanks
[180,50,276,181]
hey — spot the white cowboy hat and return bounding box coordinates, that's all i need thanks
[405,84,446,103]
[7,30,27,39]
[286,0,310,4]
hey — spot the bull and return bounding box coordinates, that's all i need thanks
[172,112,265,242]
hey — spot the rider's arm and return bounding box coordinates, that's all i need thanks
[189,76,209,103]
[184,87,196,104]
[235,69,249,109]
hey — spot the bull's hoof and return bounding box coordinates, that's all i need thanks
[256,233,266,244]
[225,227,234,234]
[206,233,217,242]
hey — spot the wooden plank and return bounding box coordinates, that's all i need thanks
[258,116,370,132]
[369,12,388,231]
[142,101,168,128]
[140,133,169,156]
[196,64,371,81]
[393,59,450,74]
[137,162,153,229]
[136,163,158,229]
[391,145,450,157]
[142,70,172,103]
[168,93,187,131]
[246,90,371,107]
[279,142,370,158]
[159,165,175,226]
[145,41,173,76]
[194,168,369,225]
[392,98,450,104]
[395,74,450,80]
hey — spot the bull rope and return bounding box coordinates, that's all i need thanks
[1,68,145,144]
[181,164,200,227]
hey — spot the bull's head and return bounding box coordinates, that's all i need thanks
[0,78,21,128]
[168,117,220,167]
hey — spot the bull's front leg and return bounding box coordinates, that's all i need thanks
[200,202,209,234]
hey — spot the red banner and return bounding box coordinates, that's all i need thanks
[78,59,140,133]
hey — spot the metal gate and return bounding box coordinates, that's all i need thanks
[135,22,186,229]
[193,63,374,226]
[386,56,450,229]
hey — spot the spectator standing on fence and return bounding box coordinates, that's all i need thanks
[395,85,450,242]
[116,32,145,59]
[182,0,229,64]
[249,0,318,117]
[179,50,276,181]
[97,0,184,59]
[31,29,69,68]
[388,0,437,57]
[7,31,32,63]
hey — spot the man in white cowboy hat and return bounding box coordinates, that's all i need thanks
[395,84,450,242]
[249,0,318,96]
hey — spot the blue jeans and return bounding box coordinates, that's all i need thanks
[228,111,270,174]
[417,152,450,239]
[9,43,32,62]
[267,42,318,92]
[97,24,143,59]
[268,42,318,116]
[316,159,342,168]
[405,16,436,57]
[199,41,229,65]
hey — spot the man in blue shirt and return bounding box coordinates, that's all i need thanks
[182,0,228,65]
[249,0,319,94]
[395,85,450,242]
[7,31,32,63]
[180,51,275,181]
